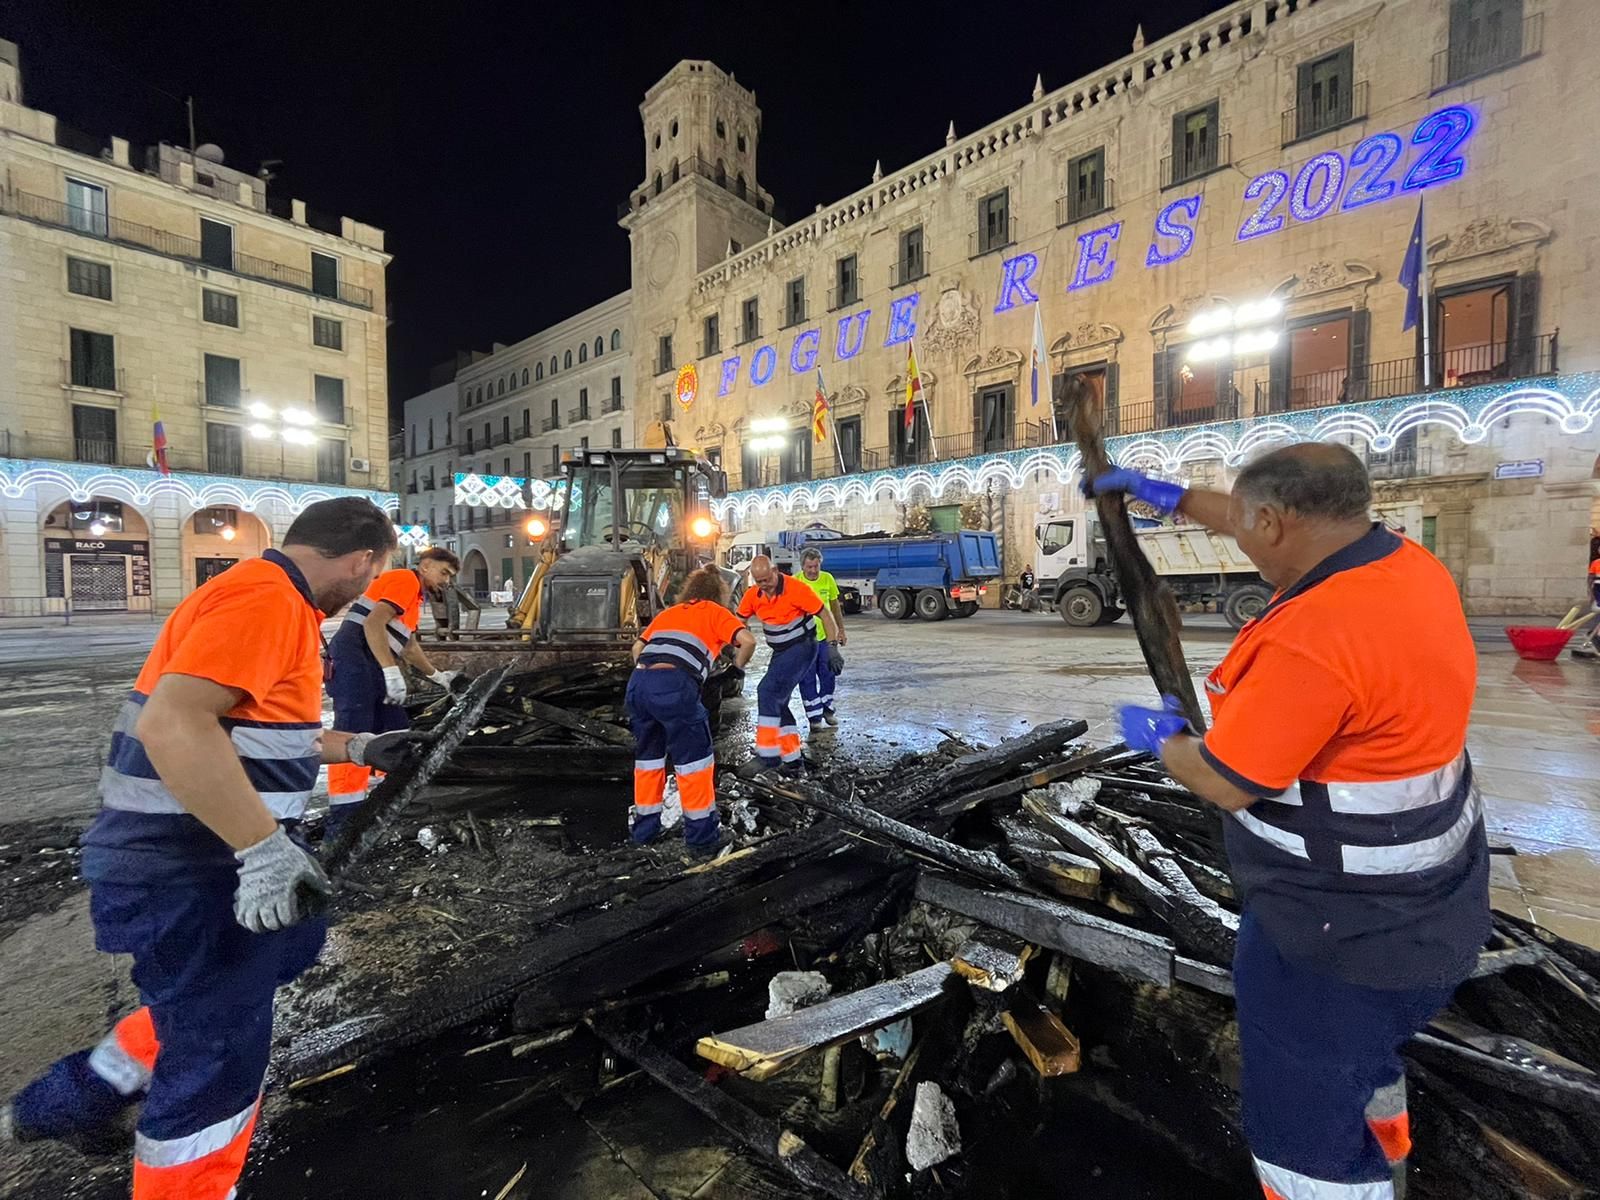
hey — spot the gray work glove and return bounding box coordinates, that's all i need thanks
[382,665,408,705]
[348,728,434,774]
[826,643,844,675]
[428,669,460,688]
[233,827,331,933]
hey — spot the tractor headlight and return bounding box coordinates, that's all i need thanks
[690,515,718,540]
[525,516,549,540]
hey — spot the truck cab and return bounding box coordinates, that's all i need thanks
[1034,507,1270,630]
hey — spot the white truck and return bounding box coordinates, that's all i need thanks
[1033,510,1271,630]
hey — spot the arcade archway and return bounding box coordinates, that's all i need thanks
[40,498,153,612]
[180,506,273,593]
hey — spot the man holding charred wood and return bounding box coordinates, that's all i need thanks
[3,499,420,1199]
[1090,443,1489,1200]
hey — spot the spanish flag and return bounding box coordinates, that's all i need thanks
[903,342,924,441]
[812,370,830,444]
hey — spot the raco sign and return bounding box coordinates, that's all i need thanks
[713,104,1476,397]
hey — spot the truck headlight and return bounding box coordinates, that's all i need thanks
[690,516,717,539]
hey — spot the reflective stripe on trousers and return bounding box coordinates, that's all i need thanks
[133,1098,260,1199]
[88,1007,159,1096]
[1256,1159,1392,1199]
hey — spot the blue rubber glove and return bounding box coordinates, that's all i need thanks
[1117,694,1191,756]
[1083,469,1186,517]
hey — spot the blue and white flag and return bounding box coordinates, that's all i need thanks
[1030,303,1058,438]
[1399,200,1425,332]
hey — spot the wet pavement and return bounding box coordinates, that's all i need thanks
[0,607,1597,1198]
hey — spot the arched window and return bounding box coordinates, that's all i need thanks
[535,361,544,381]
[476,386,483,405]
[670,159,680,184]
[715,159,727,186]
[563,350,572,369]
[579,343,588,364]
[521,368,529,386]
[716,118,726,139]
[497,378,505,396]
[653,132,661,150]
[610,329,621,351]
[653,173,662,196]
[549,398,559,423]
[594,336,604,358]
[549,355,558,375]
[670,118,679,139]
[737,131,747,154]
[735,173,746,200]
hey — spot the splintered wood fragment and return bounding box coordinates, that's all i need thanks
[1475,1122,1587,1198]
[1095,788,1219,836]
[589,1016,869,1200]
[1122,825,1240,951]
[517,696,634,746]
[492,1162,528,1200]
[996,815,1101,899]
[696,963,956,1081]
[1001,991,1082,1077]
[849,1038,926,1183]
[1406,1033,1600,1119]
[916,872,1174,987]
[1175,855,1236,905]
[1023,794,1168,901]
[1174,956,1234,996]
[931,742,1138,822]
[286,1061,356,1090]
[952,932,1035,992]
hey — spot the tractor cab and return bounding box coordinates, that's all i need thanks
[518,447,727,645]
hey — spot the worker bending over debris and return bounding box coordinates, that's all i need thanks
[737,554,842,775]
[4,499,422,1199]
[324,547,461,837]
[628,566,756,853]
[1092,443,1488,1200]
[796,547,846,730]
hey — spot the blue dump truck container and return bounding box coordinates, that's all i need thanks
[791,530,1001,622]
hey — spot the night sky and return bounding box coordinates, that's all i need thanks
[6,1,1219,420]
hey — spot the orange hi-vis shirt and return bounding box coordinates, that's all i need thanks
[81,550,326,885]
[341,568,424,657]
[738,573,824,649]
[1202,525,1489,988]
[637,600,747,681]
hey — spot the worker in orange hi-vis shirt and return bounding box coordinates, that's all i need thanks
[324,547,461,837]
[1577,557,1600,658]
[5,498,423,1200]
[628,566,756,855]
[1090,444,1488,1200]
[737,555,842,777]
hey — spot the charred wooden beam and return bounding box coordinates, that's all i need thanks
[929,742,1139,824]
[915,872,1175,987]
[1407,1032,1600,1120]
[996,815,1101,900]
[587,1016,870,1200]
[515,696,634,746]
[952,932,1034,993]
[696,963,959,1081]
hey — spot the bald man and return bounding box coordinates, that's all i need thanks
[1089,443,1487,1200]
[736,555,841,774]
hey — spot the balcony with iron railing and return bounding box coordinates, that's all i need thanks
[1056,179,1116,227]
[541,416,560,433]
[780,301,809,330]
[1161,131,1231,189]
[811,446,882,478]
[1432,11,1542,91]
[736,317,762,347]
[1283,80,1369,146]
[61,359,126,395]
[567,406,593,425]
[969,217,1016,259]
[890,254,929,289]
[2,190,374,308]
[603,393,626,414]
[827,284,860,312]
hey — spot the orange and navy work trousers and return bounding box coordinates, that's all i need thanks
[325,627,409,838]
[753,640,811,770]
[12,874,325,1198]
[625,666,719,847]
[1236,911,1457,1200]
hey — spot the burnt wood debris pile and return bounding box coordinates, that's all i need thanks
[279,671,1600,1200]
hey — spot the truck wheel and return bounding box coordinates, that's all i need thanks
[954,600,979,618]
[1096,605,1125,625]
[1058,586,1104,628]
[878,589,910,621]
[1223,583,1273,629]
[915,589,949,621]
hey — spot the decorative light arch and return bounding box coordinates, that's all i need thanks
[0,459,399,515]
[712,374,1600,520]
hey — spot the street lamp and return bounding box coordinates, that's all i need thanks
[246,402,319,474]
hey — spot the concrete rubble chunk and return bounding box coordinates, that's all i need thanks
[906,1081,961,1171]
[765,970,831,1020]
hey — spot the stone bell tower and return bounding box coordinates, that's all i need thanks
[621,61,781,442]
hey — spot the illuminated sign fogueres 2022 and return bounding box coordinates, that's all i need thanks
[710,104,1476,395]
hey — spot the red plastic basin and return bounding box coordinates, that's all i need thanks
[1505,626,1575,661]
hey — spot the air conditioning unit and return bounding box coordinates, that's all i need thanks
[349,457,371,472]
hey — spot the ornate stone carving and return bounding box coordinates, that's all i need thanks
[961,347,1025,382]
[836,384,869,411]
[922,285,981,358]
[1149,294,1228,332]
[1432,217,1551,264]
[694,421,727,444]
[1284,260,1379,299]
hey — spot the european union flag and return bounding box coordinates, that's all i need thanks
[1398,201,1424,332]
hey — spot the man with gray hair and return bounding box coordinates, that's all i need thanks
[1088,443,1488,1200]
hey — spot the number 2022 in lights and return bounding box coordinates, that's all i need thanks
[1237,105,1476,242]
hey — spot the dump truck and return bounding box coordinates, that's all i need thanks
[726,525,1002,621]
[1033,509,1269,630]
[423,438,732,674]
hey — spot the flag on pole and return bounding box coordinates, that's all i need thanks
[1030,302,1058,441]
[1399,200,1425,333]
[904,343,924,441]
[812,370,830,443]
[151,407,171,476]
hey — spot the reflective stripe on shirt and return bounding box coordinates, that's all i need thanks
[761,611,817,648]
[342,597,412,657]
[639,629,713,680]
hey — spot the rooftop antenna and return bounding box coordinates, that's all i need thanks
[186,95,196,155]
